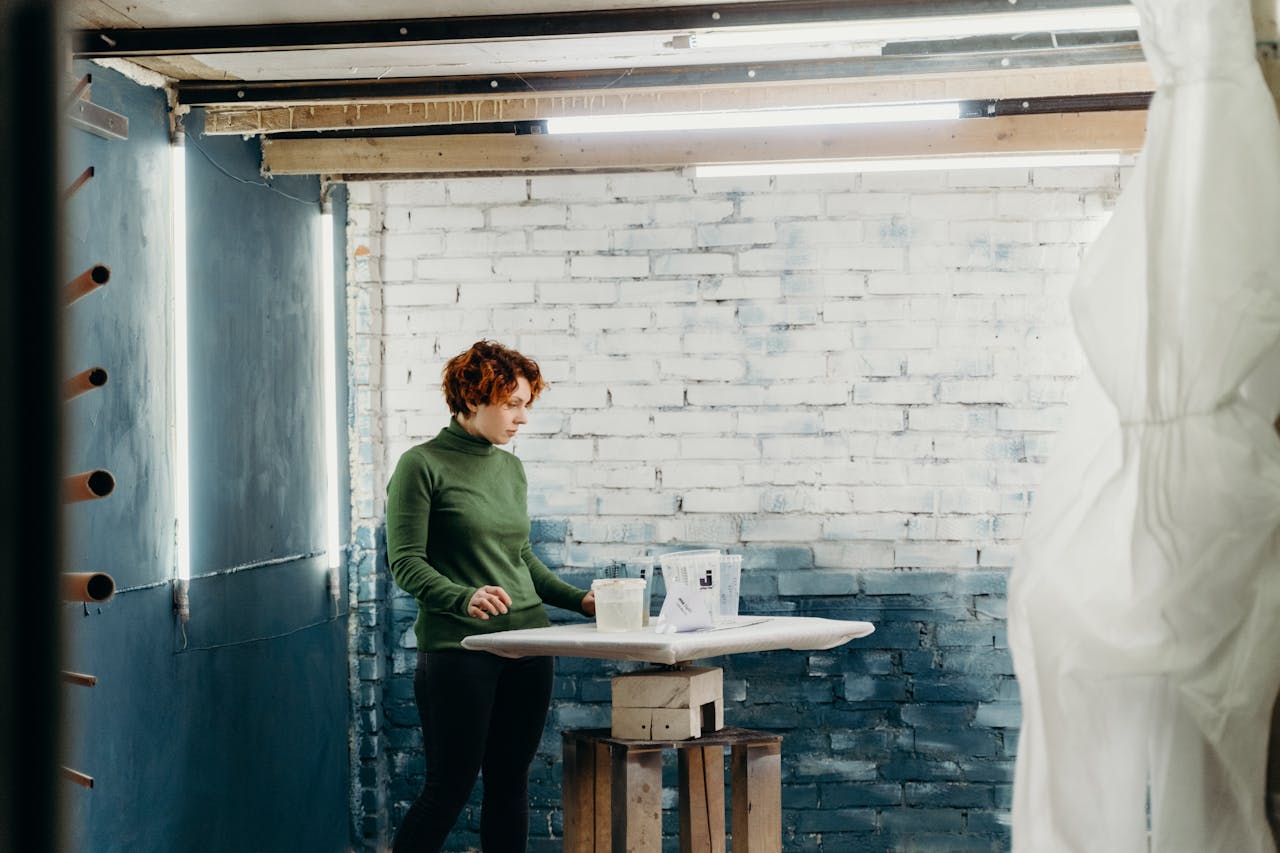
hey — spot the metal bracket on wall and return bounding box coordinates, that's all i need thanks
[66,74,128,140]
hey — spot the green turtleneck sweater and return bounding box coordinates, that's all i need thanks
[386,418,588,652]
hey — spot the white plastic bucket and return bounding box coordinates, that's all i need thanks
[719,554,742,622]
[592,578,646,632]
[659,549,721,622]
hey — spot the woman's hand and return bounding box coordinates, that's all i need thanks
[581,590,596,617]
[468,585,512,619]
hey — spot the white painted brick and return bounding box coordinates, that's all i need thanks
[946,168,1031,189]
[446,178,526,204]
[993,347,1081,376]
[775,220,866,246]
[931,435,1022,460]
[382,283,458,307]
[597,492,678,516]
[575,358,658,383]
[486,204,567,228]
[613,227,695,251]
[818,461,908,485]
[938,380,1022,404]
[737,411,823,435]
[997,191,1084,219]
[741,515,824,542]
[606,384,686,407]
[443,230,526,255]
[569,203,650,228]
[491,306,572,331]
[1023,434,1057,461]
[859,171,950,191]
[679,436,760,460]
[908,461,993,486]
[826,247,907,271]
[907,351,994,377]
[570,255,650,279]
[538,383,608,409]
[653,515,742,544]
[414,256,491,280]
[652,253,734,276]
[569,409,653,436]
[995,407,1066,432]
[598,331,684,355]
[738,246,821,272]
[824,514,910,540]
[951,271,1042,296]
[765,383,849,406]
[661,462,741,489]
[739,303,819,327]
[654,305,738,329]
[383,309,490,335]
[826,192,910,216]
[530,229,611,253]
[659,358,745,381]
[686,385,766,406]
[383,183,447,205]
[512,333,592,356]
[577,465,657,490]
[950,221,1035,244]
[690,174,773,194]
[696,222,777,246]
[457,282,535,305]
[874,433,935,458]
[894,544,977,568]
[683,332,751,355]
[851,486,935,512]
[773,173,857,193]
[995,462,1042,485]
[609,172,693,197]
[652,199,735,223]
[853,382,934,405]
[401,206,485,229]
[740,195,821,218]
[938,488,1002,514]
[574,307,653,330]
[619,280,699,303]
[936,326,1005,348]
[822,406,905,432]
[537,281,618,304]
[744,355,827,381]
[742,462,823,485]
[866,272,949,295]
[1027,378,1077,404]
[383,232,446,259]
[760,436,854,460]
[681,489,760,513]
[1031,166,1120,189]
[598,437,680,461]
[994,513,1026,539]
[493,256,567,280]
[813,542,895,569]
[701,277,783,301]
[978,545,1018,568]
[823,298,909,324]
[529,174,610,200]
[786,273,865,297]
[509,437,593,461]
[852,325,936,349]
[759,327,853,354]
[654,411,731,434]
[910,193,997,220]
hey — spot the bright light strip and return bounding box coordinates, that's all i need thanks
[171,135,191,582]
[319,209,342,572]
[547,102,960,134]
[692,152,1133,178]
[686,6,1141,49]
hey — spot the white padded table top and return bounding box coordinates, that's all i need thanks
[460,616,875,665]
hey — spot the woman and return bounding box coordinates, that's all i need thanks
[386,339,595,853]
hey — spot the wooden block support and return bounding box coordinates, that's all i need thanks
[731,740,782,853]
[612,667,724,740]
[562,727,781,853]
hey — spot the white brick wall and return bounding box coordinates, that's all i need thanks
[348,169,1124,571]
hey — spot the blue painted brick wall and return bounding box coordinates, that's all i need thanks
[357,527,1018,852]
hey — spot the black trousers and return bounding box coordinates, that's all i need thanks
[392,649,554,853]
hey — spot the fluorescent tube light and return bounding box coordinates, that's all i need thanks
[547,102,960,135]
[691,152,1133,178]
[171,134,191,585]
[683,6,1141,50]
[318,208,342,577]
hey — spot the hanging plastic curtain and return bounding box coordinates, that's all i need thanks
[1008,0,1280,849]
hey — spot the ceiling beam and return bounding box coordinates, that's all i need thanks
[260,110,1147,176]
[74,0,1131,58]
[202,63,1153,136]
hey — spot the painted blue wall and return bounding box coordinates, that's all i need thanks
[62,65,351,853]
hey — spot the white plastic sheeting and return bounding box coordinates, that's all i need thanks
[460,616,874,665]
[1008,0,1280,849]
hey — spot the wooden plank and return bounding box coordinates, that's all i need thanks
[594,741,611,852]
[562,733,595,853]
[611,744,663,853]
[679,746,726,853]
[730,741,781,853]
[261,110,1147,176]
[205,62,1154,135]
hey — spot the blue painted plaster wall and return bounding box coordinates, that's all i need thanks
[62,66,350,853]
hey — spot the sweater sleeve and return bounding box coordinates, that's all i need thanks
[523,542,589,615]
[386,448,475,615]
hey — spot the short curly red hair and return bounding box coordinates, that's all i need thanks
[442,340,546,416]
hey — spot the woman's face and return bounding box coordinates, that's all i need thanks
[459,374,532,445]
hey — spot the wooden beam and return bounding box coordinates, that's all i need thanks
[206,62,1153,136]
[261,110,1147,176]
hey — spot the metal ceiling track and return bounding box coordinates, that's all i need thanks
[177,43,1145,107]
[73,0,1133,58]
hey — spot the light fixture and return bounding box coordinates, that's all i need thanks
[318,203,342,599]
[171,131,191,619]
[678,6,1141,50]
[546,101,960,135]
[691,152,1134,178]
